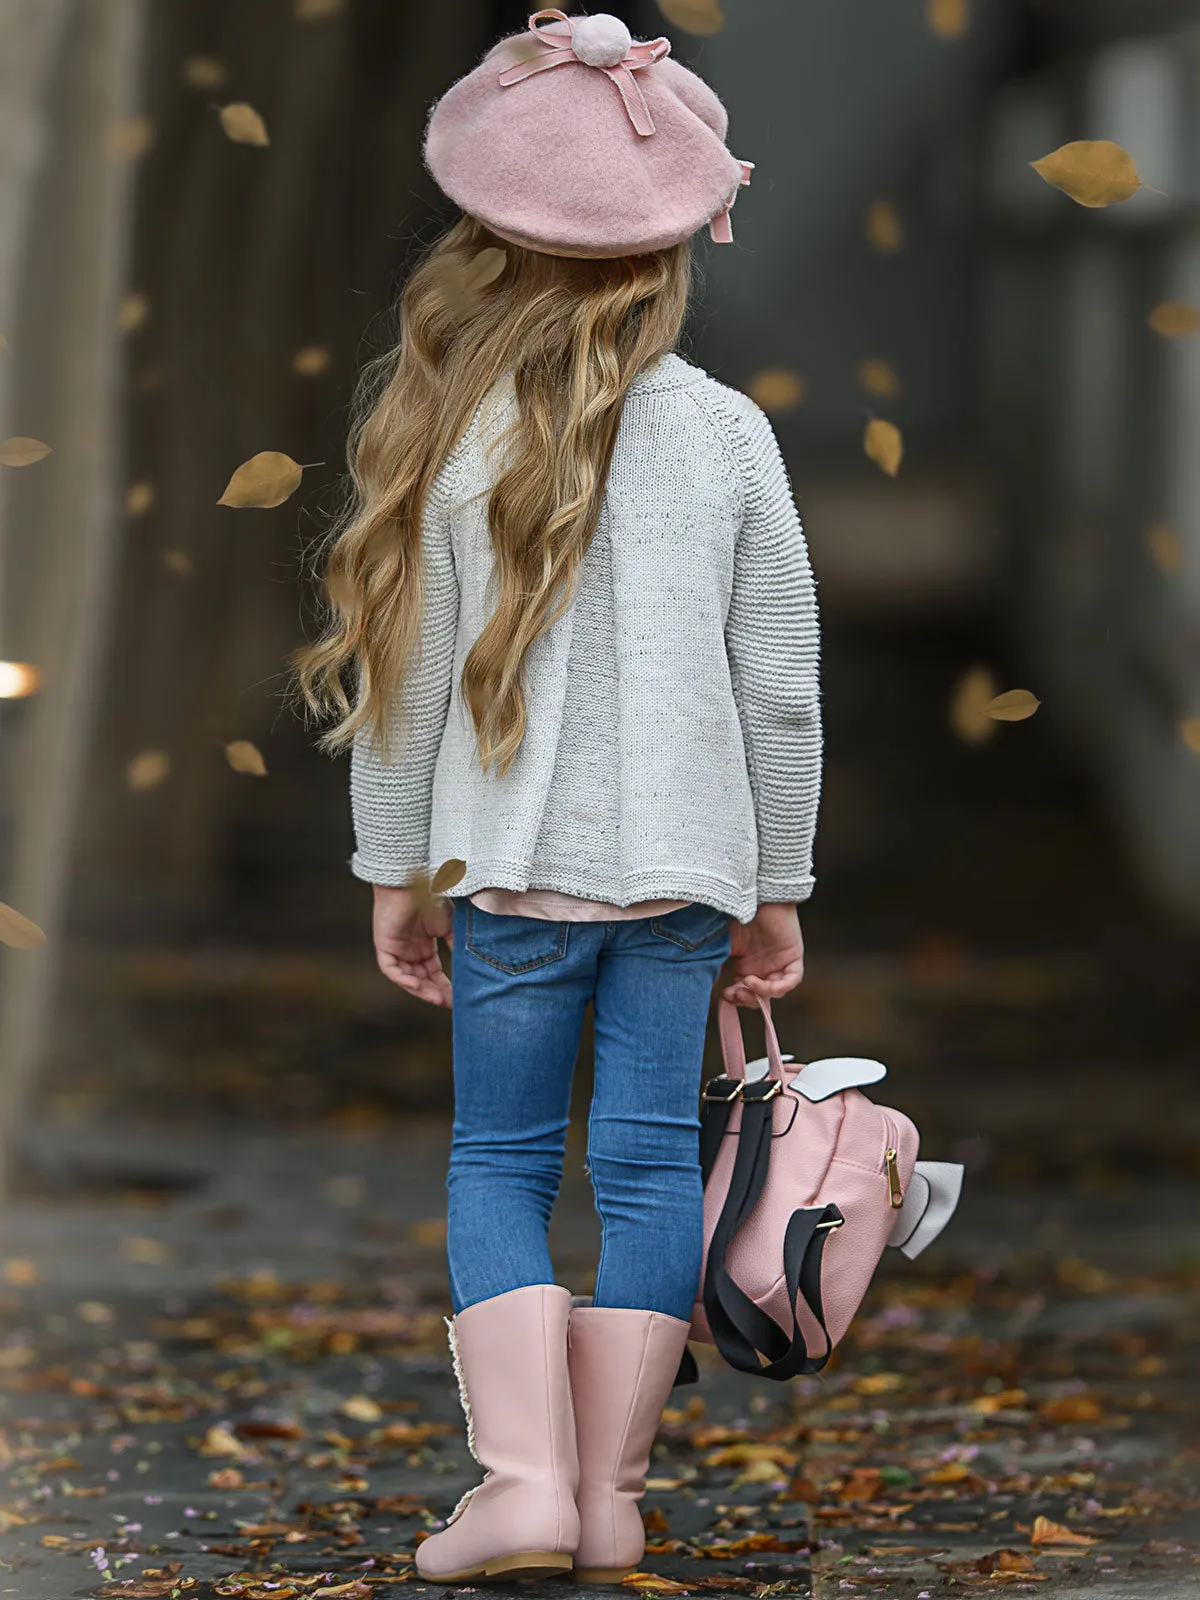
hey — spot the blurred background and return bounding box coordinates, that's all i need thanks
[1,0,1198,1246]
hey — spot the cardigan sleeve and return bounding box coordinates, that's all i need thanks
[349,458,461,887]
[723,396,822,904]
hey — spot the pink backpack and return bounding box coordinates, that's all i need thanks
[687,996,963,1381]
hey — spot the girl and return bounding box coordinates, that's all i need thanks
[297,9,820,1586]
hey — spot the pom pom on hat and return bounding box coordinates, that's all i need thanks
[571,14,633,68]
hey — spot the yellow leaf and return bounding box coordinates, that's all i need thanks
[293,345,331,377]
[219,102,270,147]
[200,1423,246,1458]
[621,1576,692,1596]
[858,359,902,399]
[0,903,47,950]
[3,1259,40,1286]
[121,1236,171,1265]
[340,1394,382,1424]
[218,450,303,508]
[983,688,1041,722]
[866,199,903,253]
[853,1370,905,1394]
[0,437,51,468]
[1147,300,1200,338]
[971,1387,1028,1412]
[1031,1515,1099,1548]
[0,661,41,699]
[706,1441,799,1469]
[126,749,171,791]
[864,417,903,477]
[746,369,807,413]
[225,739,268,777]
[125,481,154,516]
[118,291,150,334]
[162,549,194,577]
[950,666,999,745]
[296,0,348,17]
[109,116,155,161]
[655,0,725,35]
[183,55,228,90]
[925,1458,973,1484]
[1146,523,1183,574]
[927,0,969,37]
[1030,140,1142,208]
[1181,717,1200,756]
[431,857,468,894]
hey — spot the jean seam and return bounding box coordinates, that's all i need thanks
[465,905,571,974]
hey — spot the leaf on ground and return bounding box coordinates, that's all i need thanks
[126,749,170,791]
[340,1394,382,1424]
[226,740,268,777]
[705,1441,799,1470]
[655,0,725,35]
[864,417,903,476]
[219,102,270,146]
[1031,141,1141,208]
[746,369,807,412]
[0,437,51,467]
[643,1506,671,1535]
[0,902,47,949]
[971,1388,1028,1412]
[867,199,903,252]
[622,1575,692,1594]
[218,451,303,508]
[983,688,1040,722]
[1147,301,1200,337]
[1040,1392,1103,1423]
[198,1422,247,1458]
[431,857,468,893]
[1031,1515,1099,1547]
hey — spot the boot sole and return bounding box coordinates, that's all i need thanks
[573,1569,636,1584]
[422,1551,574,1584]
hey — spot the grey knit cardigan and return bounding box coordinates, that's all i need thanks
[349,352,821,923]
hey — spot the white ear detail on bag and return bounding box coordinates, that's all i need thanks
[743,1053,796,1083]
[793,1056,887,1102]
[888,1161,964,1259]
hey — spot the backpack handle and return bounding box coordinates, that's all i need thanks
[718,994,789,1083]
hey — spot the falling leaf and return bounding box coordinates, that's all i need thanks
[121,1236,171,1265]
[1147,300,1200,337]
[655,0,725,35]
[219,102,270,147]
[118,291,150,334]
[408,1217,448,1247]
[951,667,999,744]
[226,740,268,776]
[864,417,903,476]
[0,437,51,468]
[407,869,436,913]
[296,0,348,17]
[218,451,303,508]
[127,749,171,791]
[183,55,228,90]
[747,369,807,413]
[436,247,508,315]
[1031,1515,1099,1548]
[0,661,41,698]
[3,1258,40,1285]
[927,0,969,37]
[867,199,903,253]
[1181,717,1200,755]
[340,1395,382,1424]
[109,116,155,161]
[293,345,331,377]
[125,481,154,516]
[0,903,48,949]
[984,688,1041,722]
[1031,141,1142,208]
[858,359,902,399]
[1146,523,1183,573]
[431,857,468,893]
[162,549,194,577]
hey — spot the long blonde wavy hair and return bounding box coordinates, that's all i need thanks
[294,216,693,776]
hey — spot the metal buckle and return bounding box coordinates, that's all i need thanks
[743,1077,783,1102]
[702,1077,743,1104]
[814,1216,845,1231]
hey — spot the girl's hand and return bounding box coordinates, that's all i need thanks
[372,885,454,1007]
[723,902,805,1005]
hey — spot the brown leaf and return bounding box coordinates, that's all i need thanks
[927,0,969,37]
[219,102,270,147]
[0,437,51,468]
[924,1459,974,1485]
[376,1420,453,1446]
[296,0,348,17]
[218,451,303,508]
[1031,141,1141,208]
[622,1576,692,1595]
[118,291,150,334]
[1031,1515,1099,1548]
[655,0,725,35]
[643,1506,671,1535]
[864,417,903,477]
[125,481,155,516]
[1147,300,1200,338]
[1146,523,1183,574]
[746,369,807,413]
[705,1441,799,1470]
[225,740,268,777]
[971,1388,1028,1412]
[0,661,41,698]
[858,359,902,399]
[979,1549,1038,1575]
[867,199,903,253]
[1182,717,1200,756]
[183,55,228,90]
[126,749,170,791]
[0,903,48,950]
[1040,1392,1103,1423]
[293,345,331,377]
[431,857,468,893]
[983,688,1041,722]
[950,666,999,745]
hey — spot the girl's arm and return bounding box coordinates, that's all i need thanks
[724,398,822,908]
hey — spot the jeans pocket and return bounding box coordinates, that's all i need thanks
[648,902,730,952]
[464,904,571,974]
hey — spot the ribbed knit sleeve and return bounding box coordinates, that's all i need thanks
[349,456,461,887]
[723,395,822,903]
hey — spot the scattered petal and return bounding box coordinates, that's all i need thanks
[1031,140,1142,208]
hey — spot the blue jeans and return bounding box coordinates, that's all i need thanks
[446,900,732,1321]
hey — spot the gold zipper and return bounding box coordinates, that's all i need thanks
[885,1148,904,1209]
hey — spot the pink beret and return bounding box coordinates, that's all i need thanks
[424,8,753,259]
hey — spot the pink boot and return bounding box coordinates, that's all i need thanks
[416,1284,580,1584]
[568,1303,692,1584]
